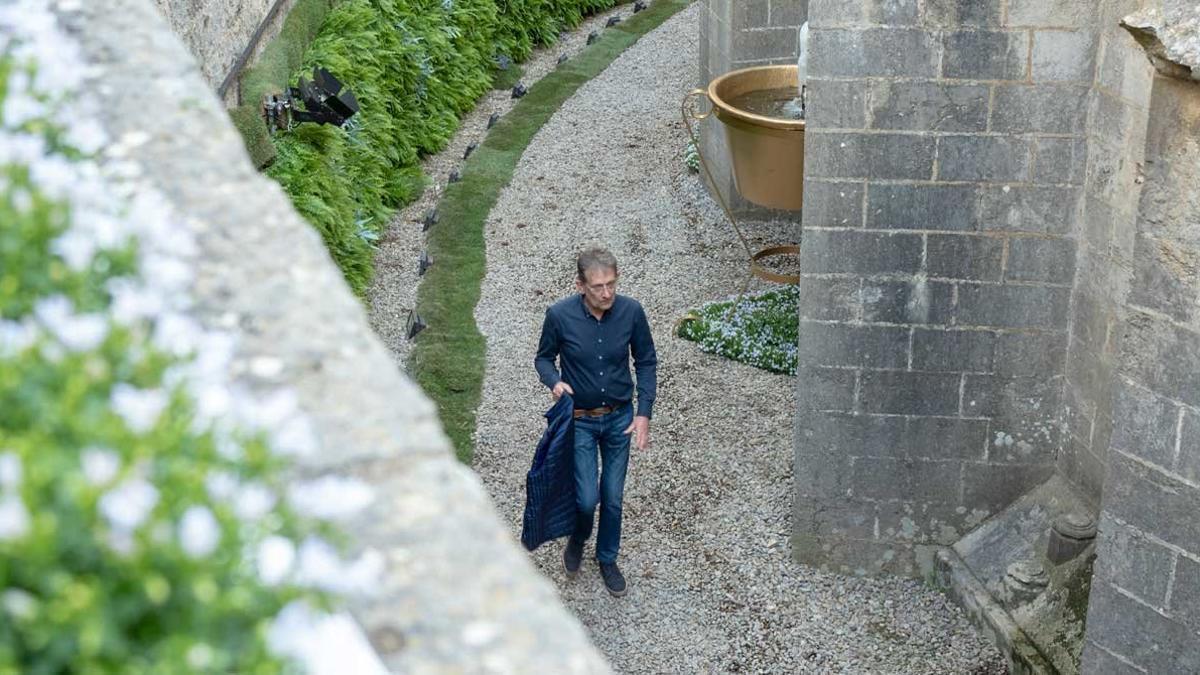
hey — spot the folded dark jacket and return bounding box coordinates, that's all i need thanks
[520,394,577,551]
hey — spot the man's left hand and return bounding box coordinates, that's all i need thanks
[624,415,651,450]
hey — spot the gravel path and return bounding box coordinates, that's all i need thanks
[467,3,1008,673]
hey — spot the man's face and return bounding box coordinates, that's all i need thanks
[577,266,617,314]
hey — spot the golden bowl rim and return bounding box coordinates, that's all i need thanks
[706,65,806,132]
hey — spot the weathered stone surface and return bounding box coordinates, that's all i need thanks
[1005,236,1077,284]
[805,80,868,129]
[1032,137,1089,186]
[924,0,1000,28]
[800,229,924,274]
[942,30,1029,80]
[869,81,989,132]
[799,276,860,321]
[1084,581,1200,673]
[867,184,979,231]
[797,322,911,368]
[926,234,1004,281]
[938,136,1030,182]
[1122,2,1200,79]
[807,131,935,179]
[810,28,939,78]
[151,0,291,93]
[1091,520,1174,606]
[911,328,996,372]
[992,84,1090,134]
[1007,0,1098,27]
[858,371,961,415]
[1031,30,1098,82]
[979,186,1080,234]
[66,1,610,671]
[802,180,865,226]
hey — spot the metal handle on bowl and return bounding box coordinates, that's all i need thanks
[680,88,752,260]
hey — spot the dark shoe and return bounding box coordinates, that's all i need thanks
[599,562,627,597]
[563,538,584,578]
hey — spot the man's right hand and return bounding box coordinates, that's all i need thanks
[552,381,575,400]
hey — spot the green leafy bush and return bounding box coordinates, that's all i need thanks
[256,0,622,295]
[1,27,379,673]
[677,285,800,375]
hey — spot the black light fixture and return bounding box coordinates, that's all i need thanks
[418,250,433,276]
[606,15,622,27]
[288,66,359,126]
[487,112,501,129]
[557,53,569,65]
[448,169,461,183]
[634,0,647,12]
[423,209,439,231]
[405,310,427,340]
[587,31,599,45]
[463,141,478,159]
[511,83,528,99]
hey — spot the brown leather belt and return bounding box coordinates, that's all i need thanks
[573,405,615,418]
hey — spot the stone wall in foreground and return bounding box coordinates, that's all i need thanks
[53,0,610,671]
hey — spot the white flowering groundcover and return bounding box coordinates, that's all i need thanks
[676,285,799,375]
[0,5,384,673]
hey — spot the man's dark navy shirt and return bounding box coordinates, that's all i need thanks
[535,294,657,419]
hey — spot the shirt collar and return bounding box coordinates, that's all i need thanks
[578,293,611,321]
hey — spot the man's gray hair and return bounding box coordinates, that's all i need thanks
[576,246,619,282]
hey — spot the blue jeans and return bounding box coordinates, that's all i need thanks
[571,403,632,564]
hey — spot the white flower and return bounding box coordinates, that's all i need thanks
[178,506,220,558]
[186,643,214,670]
[257,536,296,586]
[213,433,243,461]
[110,384,168,433]
[152,312,202,356]
[288,476,374,520]
[80,446,120,486]
[107,278,164,324]
[33,295,109,352]
[99,477,159,531]
[51,229,98,271]
[0,319,37,356]
[0,495,31,541]
[267,602,388,675]
[64,117,107,155]
[295,538,341,588]
[204,471,238,501]
[2,588,36,621]
[235,482,276,522]
[0,452,21,488]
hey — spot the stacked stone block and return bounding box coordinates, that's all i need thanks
[1059,0,1155,505]
[794,0,1098,575]
[1081,71,1200,673]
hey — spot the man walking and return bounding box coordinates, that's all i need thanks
[535,247,657,597]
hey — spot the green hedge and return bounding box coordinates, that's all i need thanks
[238,0,624,295]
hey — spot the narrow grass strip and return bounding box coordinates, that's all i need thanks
[412,0,689,462]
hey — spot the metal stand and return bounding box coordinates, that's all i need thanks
[680,89,799,324]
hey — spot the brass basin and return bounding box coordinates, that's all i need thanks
[707,65,805,211]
